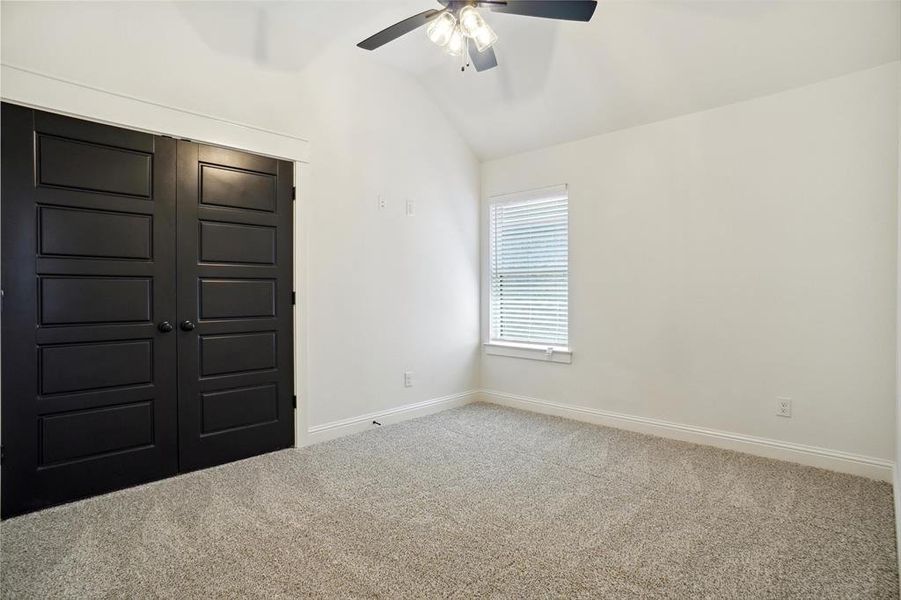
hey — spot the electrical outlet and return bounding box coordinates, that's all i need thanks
[777,397,792,418]
[377,194,386,209]
[406,199,415,217]
[403,370,414,388]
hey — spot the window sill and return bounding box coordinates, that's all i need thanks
[483,342,572,364]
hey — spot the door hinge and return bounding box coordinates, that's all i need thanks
[292,291,296,305]
[1,445,5,465]
[292,395,297,409]
[292,186,296,200]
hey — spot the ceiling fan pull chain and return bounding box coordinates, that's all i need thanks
[461,38,472,72]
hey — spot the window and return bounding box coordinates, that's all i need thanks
[488,184,569,360]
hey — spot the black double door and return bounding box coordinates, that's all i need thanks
[1,104,294,517]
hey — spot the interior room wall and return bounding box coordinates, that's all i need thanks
[481,63,900,465]
[293,54,480,431]
[0,1,481,434]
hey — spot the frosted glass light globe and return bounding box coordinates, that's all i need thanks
[446,25,465,56]
[458,6,484,38]
[474,21,498,52]
[427,11,456,47]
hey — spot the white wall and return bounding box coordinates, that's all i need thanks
[294,54,480,429]
[0,1,481,433]
[482,63,900,463]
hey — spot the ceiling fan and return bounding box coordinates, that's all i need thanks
[357,1,598,72]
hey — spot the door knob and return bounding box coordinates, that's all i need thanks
[180,320,196,332]
[158,321,173,333]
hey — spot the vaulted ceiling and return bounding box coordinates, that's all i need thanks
[4,1,899,160]
[180,0,901,159]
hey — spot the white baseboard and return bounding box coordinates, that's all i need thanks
[480,390,894,482]
[301,387,893,481]
[304,391,478,446]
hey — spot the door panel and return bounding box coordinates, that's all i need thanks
[37,135,153,196]
[40,402,154,465]
[176,141,293,471]
[40,340,153,394]
[200,164,277,212]
[201,384,279,434]
[40,277,153,325]
[200,332,277,376]
[38,207,153,258]
[1,104,179,517]
[199,279,276,319]
[200,221,276,264]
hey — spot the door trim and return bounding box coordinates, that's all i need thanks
[0,65,309,452]
[0,64,310,163]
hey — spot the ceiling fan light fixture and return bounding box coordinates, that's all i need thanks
[426,11,456,47]
[357,0,598,73]
[458,5,485,38]
[473,21,498,52]
[445,25,465,56]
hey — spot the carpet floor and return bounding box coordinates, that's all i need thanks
[1,403,897,598]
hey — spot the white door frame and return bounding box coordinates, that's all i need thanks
[0,63,312,447]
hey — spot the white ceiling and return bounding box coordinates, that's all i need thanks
[6,1,900,160]
[375,0,901,158]
[174,0,900,159]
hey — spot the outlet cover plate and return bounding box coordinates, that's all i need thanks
[777,397,792,418]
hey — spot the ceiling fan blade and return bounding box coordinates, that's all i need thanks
[489,1,597,21]
[470,44,498,72]
[357,9,443,50]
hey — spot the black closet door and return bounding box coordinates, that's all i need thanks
[176,141,294,471]
[1,104,179,517]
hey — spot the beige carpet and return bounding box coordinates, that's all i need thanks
[1,403,897,598]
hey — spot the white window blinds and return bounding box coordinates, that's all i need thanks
[489,185,569,348]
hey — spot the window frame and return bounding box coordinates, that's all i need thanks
[484,183,571,363]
